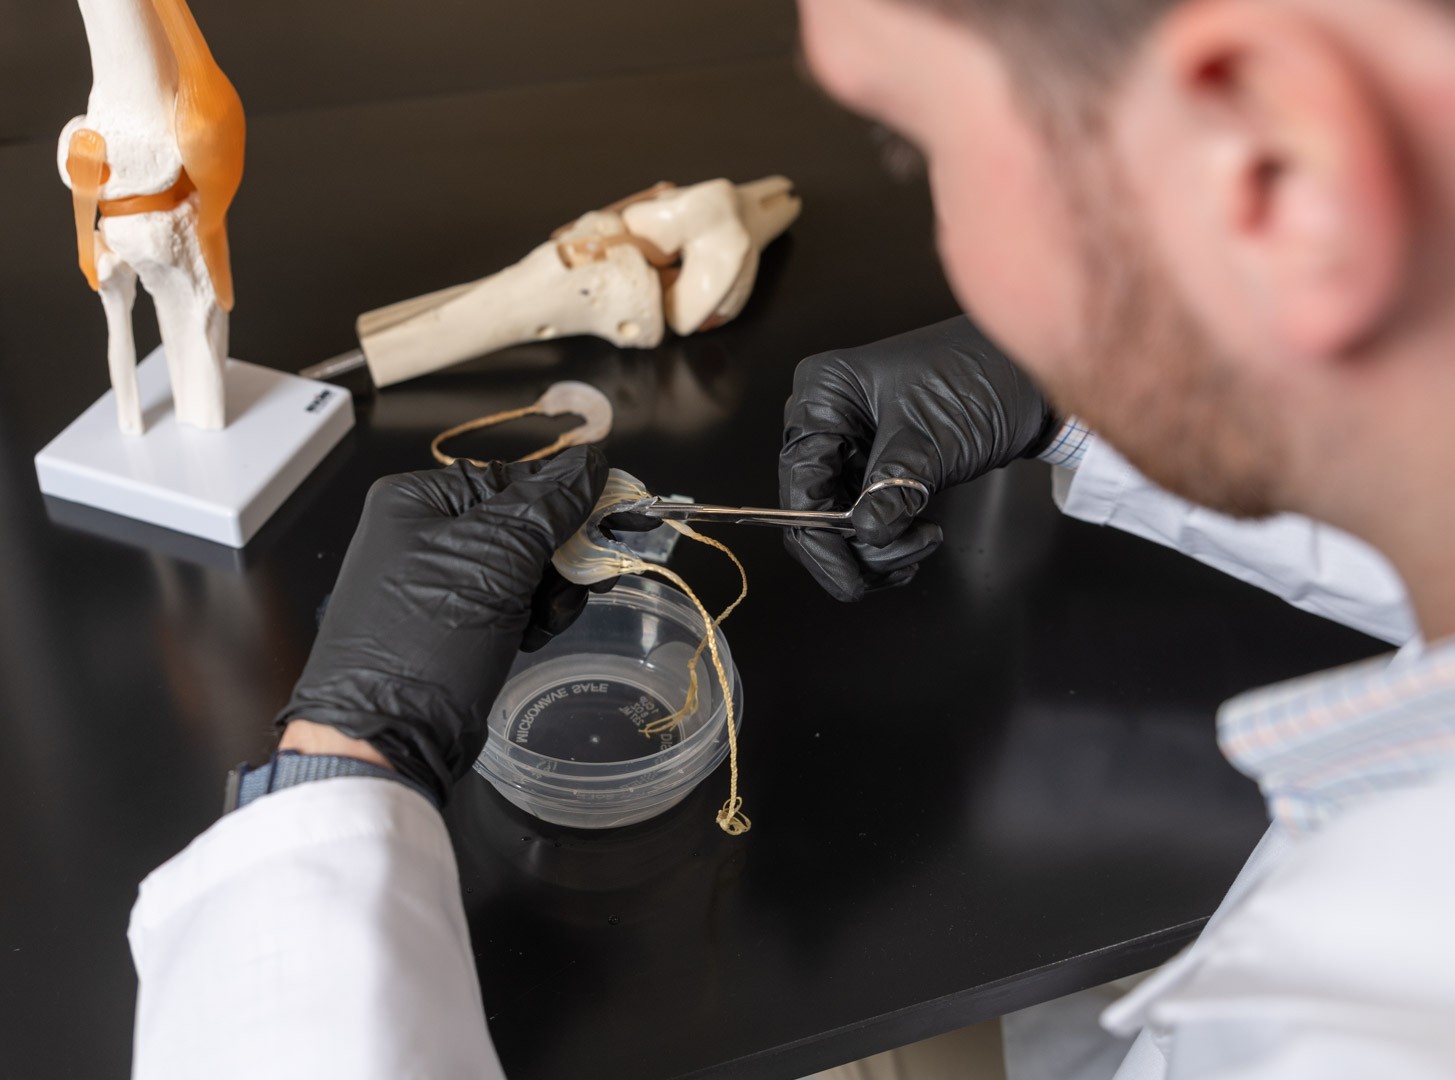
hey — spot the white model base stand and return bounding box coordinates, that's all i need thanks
[35,346,354,548]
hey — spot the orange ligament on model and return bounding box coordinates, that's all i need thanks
[65,129,108,291]
[148,0,246,311]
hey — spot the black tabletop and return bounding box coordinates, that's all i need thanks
[0,5,1387,1078]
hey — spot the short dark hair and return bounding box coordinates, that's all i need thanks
[903,0,1455,128]
[900,0,1180,124]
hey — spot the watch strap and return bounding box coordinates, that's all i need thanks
[223,750,437,814]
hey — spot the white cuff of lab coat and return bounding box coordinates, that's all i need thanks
[1059,437,1415,646]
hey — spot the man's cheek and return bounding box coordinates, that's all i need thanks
[932,209,1061,383]
[930,160,1085,382]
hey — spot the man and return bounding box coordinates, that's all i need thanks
[128,3,1455,1079]
[777,0,1455,1076]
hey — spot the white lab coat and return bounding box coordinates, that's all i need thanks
[129,777,503,1079]
[1104,773,1455,1080]
[128,444,1421,1080]
[1007,437,1417,1080]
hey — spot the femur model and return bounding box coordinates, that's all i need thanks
[356,177,803,387]
[57,0,244,435]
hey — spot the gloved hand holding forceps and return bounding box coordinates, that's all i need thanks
[779,315,1061,602]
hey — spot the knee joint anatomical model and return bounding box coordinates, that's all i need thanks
[354,177,802,387]
[57,0,244,434]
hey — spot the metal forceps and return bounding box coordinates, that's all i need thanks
[633,478,931,534]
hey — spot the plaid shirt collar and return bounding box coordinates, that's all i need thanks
[1218,635,1455,836]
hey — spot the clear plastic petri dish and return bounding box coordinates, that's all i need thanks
[473,576,743,829]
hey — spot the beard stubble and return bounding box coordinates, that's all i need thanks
[1035,149,1286,520]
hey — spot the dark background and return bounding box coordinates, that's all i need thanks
[0,3,1386,1077]
[0,0,799,143]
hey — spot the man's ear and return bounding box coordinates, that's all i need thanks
[1118,0,1408,359]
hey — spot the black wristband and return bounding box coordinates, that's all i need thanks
[222,750,438,815]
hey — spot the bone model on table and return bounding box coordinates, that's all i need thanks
[57,0,244,435]
[303,177,803,388]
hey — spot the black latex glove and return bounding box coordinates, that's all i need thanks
[780,316,1058,602]
[275,446,608,804]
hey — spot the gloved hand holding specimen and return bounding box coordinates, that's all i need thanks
[276,448,610,806]
[58,0,245,435]
[348,177,802,387]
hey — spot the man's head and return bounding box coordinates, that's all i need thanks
[799,0,1455,526]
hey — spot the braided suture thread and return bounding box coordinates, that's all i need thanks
[635,522,749,835]
[552,471,750,834]
[430,406,556,466]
